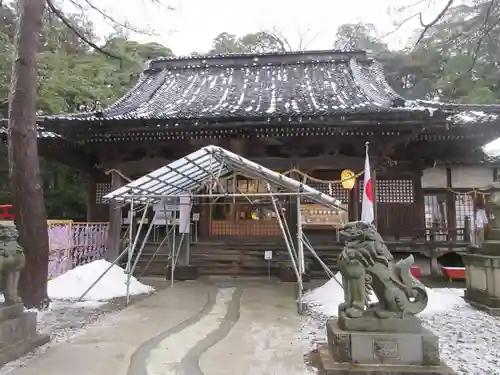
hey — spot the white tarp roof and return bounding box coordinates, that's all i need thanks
[104,145,345,210]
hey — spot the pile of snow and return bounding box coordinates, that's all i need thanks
[301,274,466,317]
[48,259,154,301]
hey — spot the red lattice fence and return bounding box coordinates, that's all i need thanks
[48,221,109,279]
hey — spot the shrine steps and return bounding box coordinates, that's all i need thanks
[126,239,455,279]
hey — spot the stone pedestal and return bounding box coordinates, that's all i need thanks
[464,183,500,315]
[463,250,500,315]
[318,319,455,375]
[0,304,49,366]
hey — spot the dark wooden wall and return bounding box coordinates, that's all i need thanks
[85,136,430,242]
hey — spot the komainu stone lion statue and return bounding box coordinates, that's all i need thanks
[0,222,25,305]
[337,221,428,319]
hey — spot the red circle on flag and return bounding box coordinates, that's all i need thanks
[365,179,373,202]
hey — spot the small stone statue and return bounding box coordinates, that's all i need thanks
[338,221,428,320]
[0,222,25,305]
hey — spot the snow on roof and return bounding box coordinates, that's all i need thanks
[449,110,499,124]
[45,50,409,122]
[411,99,500,124]
[104,145,345,210]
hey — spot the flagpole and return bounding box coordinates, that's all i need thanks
[361,141,375,225]
[365,142,373,227]
[365,142,377,228]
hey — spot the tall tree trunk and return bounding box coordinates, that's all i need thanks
[8,0,49,309]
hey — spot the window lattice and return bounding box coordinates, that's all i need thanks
[358,180,414,204]
[424,195,448,241]
[495,168,500,182]
[96,183,111,204]
[307,182,349,207]
[455,193,473,241]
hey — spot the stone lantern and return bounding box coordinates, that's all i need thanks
[463,181,500,315]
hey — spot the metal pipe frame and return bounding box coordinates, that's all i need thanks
[267,183,303,292]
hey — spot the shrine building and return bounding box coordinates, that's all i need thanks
[6,49,500,276]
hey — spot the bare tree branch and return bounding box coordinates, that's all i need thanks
[381,13,419,39]
[469,0,497,69]
[260,26,321,51]
[297,27,321,50]
[69,0,158,36]
[415,0,454,45]
[45,0,121,59]
[263,27,293,51]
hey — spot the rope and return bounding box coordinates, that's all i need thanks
[446,188,490,196]
[280,168,364,184]
[105,156,399,188]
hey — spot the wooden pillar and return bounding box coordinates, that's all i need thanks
[228,138,245,221]
[445,167,456,240]
[348,181,359,222]
[372,167,378,227]
[106,172,124,261]
[86,176,97,222]
[200,203,211,237]
[413,169,425,239]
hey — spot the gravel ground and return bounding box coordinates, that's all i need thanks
[423,306,500,375]
[0,277,166,374]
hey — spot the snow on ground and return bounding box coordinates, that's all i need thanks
[300,275,500,375]
[0,300,110,374]
[48,259,154,301]
[247,321,317,375]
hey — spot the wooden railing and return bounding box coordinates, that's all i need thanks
[383,217,472,243]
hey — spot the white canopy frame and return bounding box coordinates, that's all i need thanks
[78,145,347,305]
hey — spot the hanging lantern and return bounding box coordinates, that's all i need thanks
[341,169,356,190]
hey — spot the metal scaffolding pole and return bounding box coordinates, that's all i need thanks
[130,211,157,276]
[296,195,305,275]
[267,183,302,292]
[126,200,150,305]
[301,234,335,279]
[138,226,173,279]
[77,245,130,301]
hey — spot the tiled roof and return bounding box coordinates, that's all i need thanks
[40,50,429,124]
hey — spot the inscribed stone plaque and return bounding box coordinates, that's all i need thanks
[373,339,399,360]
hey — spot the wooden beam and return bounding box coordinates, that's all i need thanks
[259,156,365,171]
[107,154,372,177]
[86,178,97,221]
[348,183,359,221]
[445,167,456,240]
[106,172,124,262]
[413,169,425,230]
[372,168,378,227]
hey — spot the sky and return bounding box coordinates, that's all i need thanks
[80,0,453,55]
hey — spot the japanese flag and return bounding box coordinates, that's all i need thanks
[361,148,374,224]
